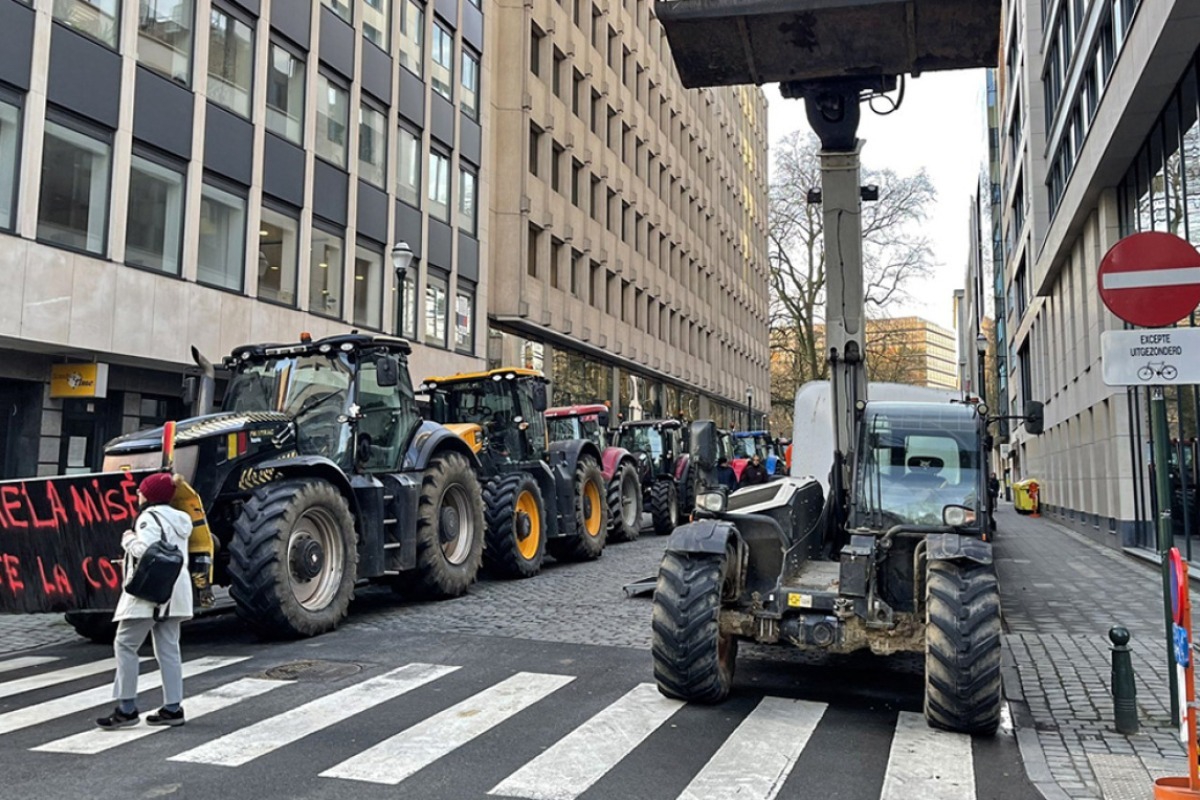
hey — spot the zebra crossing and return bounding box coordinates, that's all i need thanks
[0,652,1012,799]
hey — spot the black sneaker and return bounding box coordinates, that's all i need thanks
[95,708,139,730]
[146,707,185,727]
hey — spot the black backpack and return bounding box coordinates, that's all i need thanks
[124,510,185,605]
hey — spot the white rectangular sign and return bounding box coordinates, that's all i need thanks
[1101,328,1200,386]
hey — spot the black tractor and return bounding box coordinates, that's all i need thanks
[616,419,698,536]
[95,334,485,639]
[421,369,609,578]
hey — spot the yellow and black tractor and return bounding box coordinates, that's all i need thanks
[421,368,609,578]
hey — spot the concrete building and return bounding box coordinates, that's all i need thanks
[999,0,1200,552]
[867,316,960,391]
[482,0,770,428]
[0,0,489,478]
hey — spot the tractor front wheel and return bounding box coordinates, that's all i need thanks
[651,549,737,703]
[229,479,358,638]
[403,452,485,598]
[607,461,643,543]
[924,560,1002,735]
[549,456,609,561]
[483,473,546,578]
[650,480,678,536]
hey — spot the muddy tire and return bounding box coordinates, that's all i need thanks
[651,549,737,703]
[650,480,678,536]
[402,452,485,598]
[679,461,700,519]
[64,611,118,644]
[925,560,1002,735]
[483,473,546,578]
[549,456,609,562]
[607,461,643,543]
[229,479,357,639]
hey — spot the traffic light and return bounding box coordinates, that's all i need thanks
[1025,401,1045,436]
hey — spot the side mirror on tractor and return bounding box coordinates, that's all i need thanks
[690,421,718,472]
[1025,401,1045,436]
[531,382,548,413]
[375,355,400,387]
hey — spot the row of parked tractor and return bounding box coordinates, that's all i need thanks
[32,333,782,643]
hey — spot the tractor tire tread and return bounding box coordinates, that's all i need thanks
[651,551,736,704]
[482,473,545,579]
[549,456,609,562]
[403,452,485,599]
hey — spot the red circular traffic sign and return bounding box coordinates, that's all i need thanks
[1098,232,1200,327]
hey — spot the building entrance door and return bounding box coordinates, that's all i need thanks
[0,380,41,479]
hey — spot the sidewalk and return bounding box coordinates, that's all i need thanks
[995,505,1189,800]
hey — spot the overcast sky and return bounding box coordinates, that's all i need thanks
[764,70,990,331]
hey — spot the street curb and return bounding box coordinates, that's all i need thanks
[1000,640,1074,800]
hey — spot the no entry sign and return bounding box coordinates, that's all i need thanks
[1098,232,1200,328]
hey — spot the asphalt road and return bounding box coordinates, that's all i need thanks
[0,532,1042,800]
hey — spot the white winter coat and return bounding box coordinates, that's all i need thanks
[113,505,195,622]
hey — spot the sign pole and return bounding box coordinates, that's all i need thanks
[1154,386,1182,723]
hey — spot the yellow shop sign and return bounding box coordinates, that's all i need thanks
[50,363,110,399]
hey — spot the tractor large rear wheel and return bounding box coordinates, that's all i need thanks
[403,452,485,598]
[925,560,1002,735]
[549,456,609,561]
[483,473,546,578]
[230,479,357,639]
[651,550,737,703]
[607,461,642,543]
[650,480,678,536]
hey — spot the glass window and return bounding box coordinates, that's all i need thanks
[396,126,421,206]
[310,227,345,317]
[258,206,299,305]
[0,99,18,232]
[458,166,477,236]
[53,0,121,48]
[425,272,448,346]
[207,7,253,117]
[461,49,480,120]
[396,268,417,338]
[126,154,185,275]
[266,41,304,143]
[353,245,384,329]
[431,22,454,101]
[315,74,349,168]
[359,103,387,187]
[428,149,450,221]
[398,0,424,77]
[455,287,474,353]
[138,0,194,84]
[37,120,111,255]
[363,0,389,48]
[321,0,351,25]
[197,182,245,291]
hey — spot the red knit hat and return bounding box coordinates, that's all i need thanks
[139,472,176,505]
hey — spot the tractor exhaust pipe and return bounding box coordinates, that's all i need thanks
[189,346,216,417]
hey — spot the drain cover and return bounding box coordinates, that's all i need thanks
[260,660,364,681]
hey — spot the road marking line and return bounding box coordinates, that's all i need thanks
[881,711,975,800]
[1101,267,1200,290]
[170,662,458,768]
[0,656,61,676]
[324,671,575,786]
[488,682,684,800]
[677,696,826,800]
[33,677,287,754]
[0,656,247,736]
[0,657,146,700]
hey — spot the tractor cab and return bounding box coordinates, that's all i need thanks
[545,404,611,451]
[422,369,550,472]
[617,420,683,483]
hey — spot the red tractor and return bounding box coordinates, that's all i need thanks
[545,405,643,542]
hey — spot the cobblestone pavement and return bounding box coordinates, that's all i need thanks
[994,505,1188,800]
[0,613,78,655]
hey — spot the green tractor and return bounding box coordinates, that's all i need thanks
[91,333,485,639]
[421,368,610,578]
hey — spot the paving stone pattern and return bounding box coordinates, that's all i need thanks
[0,613,78,655]
[995,505,1189,800]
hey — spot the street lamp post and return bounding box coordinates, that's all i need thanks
[975,332,988,405]
[391,241,414,334]
[746,387,753,430]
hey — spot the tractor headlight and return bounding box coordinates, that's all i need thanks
[697,490,728,514]
[942,505,976,527]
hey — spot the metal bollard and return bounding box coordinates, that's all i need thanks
[1110,626,1140,735]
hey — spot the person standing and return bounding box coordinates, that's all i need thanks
[96,472,194,730]
[739,454,769,488]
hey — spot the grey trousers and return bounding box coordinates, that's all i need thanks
[112,617,184,707]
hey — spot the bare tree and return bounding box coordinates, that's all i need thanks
[769,131,938,426]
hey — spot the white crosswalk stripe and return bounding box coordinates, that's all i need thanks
[0,656,60,676]
[488,682,684,800]
[678,696,827,800]
[32,677,288,754]
[881,711,976,800]
[0,657,146,700]
[322,671,575,785]
[170,662,459,768]
[0,656,248,736]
